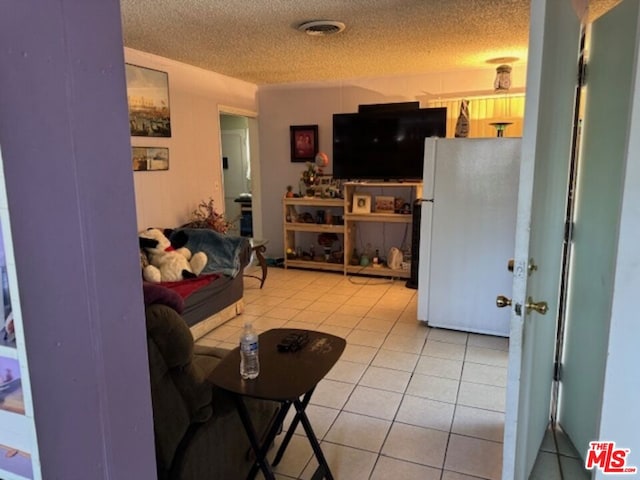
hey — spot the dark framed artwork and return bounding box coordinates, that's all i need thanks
[125,64,172,137]
[132,147,169,171]
[290,125,318,162]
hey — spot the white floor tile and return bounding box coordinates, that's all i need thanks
[356,317,394,333]
[415,356,463,380]
[381,334,426,354]
[390,321,430,339]
[339,343,378,365]
[284,298,315,310]
[370,456,441,480]
[396,394,455,432]
[263,307,302,321]
[444,434,503,480]
[359,365,411,393]
[406,373,459,404]
[324,411,391,452]
[283,404,340,439]
[457,382,506,412]
[441,470,487,480]
[268,434,314,478]
[465,345,509,368]
[467,333,509,351]
[422,339,466,360]
[451,405,505,442]
[346,329,387,348]
[309,379,355,410]
[322,313,362,328]
[300,442,377,480]
[366,306,403,321]
[315,324,351,339]
[343,385,403,420]
[371,349,419,372]
[284,320,321,330]
[462,362,507,387]
[344,296,376,307]
[381,423,448,468]
[335,303,371,317]
[325,360,367,384]
[428,328,469,345]
[306,300,340,314]
[291,309,331,324]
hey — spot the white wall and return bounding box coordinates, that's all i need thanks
[256,66,527,257]
[596,30,640,476]
[125,48,258,230]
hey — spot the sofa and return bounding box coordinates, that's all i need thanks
[141,227,252,339]
[145,303,278,479]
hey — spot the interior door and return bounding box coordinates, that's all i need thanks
[559,0,640,460]
[501,1,583,478]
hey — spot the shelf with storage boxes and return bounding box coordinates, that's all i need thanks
[283,197,345,272]
[343,181,422,279]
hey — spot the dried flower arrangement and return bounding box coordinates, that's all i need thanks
[183,197,235,233]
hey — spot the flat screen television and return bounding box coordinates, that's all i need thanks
[332,107,447,180]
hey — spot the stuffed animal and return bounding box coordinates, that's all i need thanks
[139,228,207,283]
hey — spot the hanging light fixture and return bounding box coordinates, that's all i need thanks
[494,64,512,92]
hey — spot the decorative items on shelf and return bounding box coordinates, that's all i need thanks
[454,99,470,138]
[374,196,395,213]
[352,194,372,213]
[285,185,295,198]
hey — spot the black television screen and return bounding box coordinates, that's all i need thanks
[332,107,446,180]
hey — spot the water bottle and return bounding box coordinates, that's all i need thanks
[240,322,259,380]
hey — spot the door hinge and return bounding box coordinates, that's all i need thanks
[554,361,563,382]
[564,220,574,243]
[579,62,588,87]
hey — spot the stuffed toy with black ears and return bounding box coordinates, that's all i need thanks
[139,228,207,283]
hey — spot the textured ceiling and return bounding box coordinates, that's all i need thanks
[120,0,620,85]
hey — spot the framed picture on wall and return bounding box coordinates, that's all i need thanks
[125,64,172,137]
[132,147,169,171]
[290,125,318,162]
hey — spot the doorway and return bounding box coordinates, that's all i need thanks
[218,108,262,240]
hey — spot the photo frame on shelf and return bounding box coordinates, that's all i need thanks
[125,64,172,137]
[352,194,371,214]
[374,195,396,213]
[290,125,318,162]
[132,147,169,171]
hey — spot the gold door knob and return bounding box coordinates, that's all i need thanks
[496,295,512,308]
[507,259,514,272]
[526,297,548,315]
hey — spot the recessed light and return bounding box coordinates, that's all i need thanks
[298,20,346,36]
[486,56,520,64]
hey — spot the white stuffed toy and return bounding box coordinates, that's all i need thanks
[139,228,207,283]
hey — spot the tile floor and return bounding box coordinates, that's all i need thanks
[196,266,588,480]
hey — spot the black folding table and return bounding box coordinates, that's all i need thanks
[208,328,346,480]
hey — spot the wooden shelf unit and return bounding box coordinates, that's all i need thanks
[282,181,421,278]
[283,197,345,273]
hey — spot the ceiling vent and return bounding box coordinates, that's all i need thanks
[298,20,346,36]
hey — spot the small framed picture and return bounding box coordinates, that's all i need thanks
[352,194,371,214]
[375,195,396,213]
[290,125,319,162]
[132,147,169,171]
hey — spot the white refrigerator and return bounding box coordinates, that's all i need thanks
[417,138,520,336]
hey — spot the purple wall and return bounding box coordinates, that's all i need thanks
[0,1,156,478]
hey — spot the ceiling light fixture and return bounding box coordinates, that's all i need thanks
[298,20,346,36]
